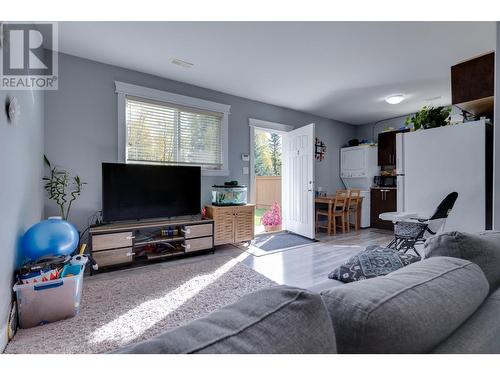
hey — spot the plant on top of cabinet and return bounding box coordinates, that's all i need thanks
[405,106,451,131]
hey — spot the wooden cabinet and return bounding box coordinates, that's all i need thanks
[370,188,397,230]
[206,205,255,245]
[377,129,408,166]
[451,52,494,117]
[92,232,133,251]
[377,131,396,166]
[92,247,134,267]
[211,208,235,245]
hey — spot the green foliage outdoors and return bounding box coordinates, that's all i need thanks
[254,130,282,176]
[127,101,221,165]
[255,208,266,226]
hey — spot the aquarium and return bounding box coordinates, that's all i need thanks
[211,185,248,206]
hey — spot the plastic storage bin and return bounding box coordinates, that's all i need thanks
[211,185,248,206]
[13,271,84,328]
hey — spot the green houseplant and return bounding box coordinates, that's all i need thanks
[43,155,86,221]
[405,106,451,130]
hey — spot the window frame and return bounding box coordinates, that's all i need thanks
[115,81,230,176]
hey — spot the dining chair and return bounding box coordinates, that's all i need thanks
[316,198,333,236]
[332,190,349,235]
[345,189,361,232]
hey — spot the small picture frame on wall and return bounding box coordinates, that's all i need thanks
[315,137,326,161]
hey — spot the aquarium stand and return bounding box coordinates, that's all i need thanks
[206,204,255,246]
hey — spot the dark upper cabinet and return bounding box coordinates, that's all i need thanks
[377,129,409,166]
[370,188,397,230]
[451,52,494,117]
[378,131,396,166]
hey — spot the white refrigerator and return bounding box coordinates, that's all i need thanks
[395,120,488,232]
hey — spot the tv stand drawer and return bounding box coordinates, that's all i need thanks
[92,232,133,251]
[93,247,134,267]
[183,224,213,239]
[183,237,213,253]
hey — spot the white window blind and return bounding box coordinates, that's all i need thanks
[126,96,223,168]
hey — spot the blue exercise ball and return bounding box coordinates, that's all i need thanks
[22,218,79,261]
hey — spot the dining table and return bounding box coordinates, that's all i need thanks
[315,195,364,234]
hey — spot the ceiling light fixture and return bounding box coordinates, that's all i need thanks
[171,58,194,68]
[385,95,405,105]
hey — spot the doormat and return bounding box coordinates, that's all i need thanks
[238,231,318,257]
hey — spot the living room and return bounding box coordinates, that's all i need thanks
[2,1,500,372]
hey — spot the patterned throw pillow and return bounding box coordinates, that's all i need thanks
[328,247,421,283]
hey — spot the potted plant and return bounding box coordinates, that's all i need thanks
[405,106,451,131]
[261,202,282,232]
[43,156,86,221]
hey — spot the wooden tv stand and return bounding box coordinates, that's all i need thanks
[88,217,214,273]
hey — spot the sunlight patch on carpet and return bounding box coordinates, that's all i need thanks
[90,257,240,346]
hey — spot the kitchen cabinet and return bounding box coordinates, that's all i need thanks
[377,131,396,166]
[451,52,494,117]
[370,188,397,230]
[377,129,409,166]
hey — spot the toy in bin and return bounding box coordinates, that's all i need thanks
[14,235,97,328]
[16,244,97,284]
[61,254,92,277]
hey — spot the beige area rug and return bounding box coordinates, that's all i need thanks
[5,255,277,354]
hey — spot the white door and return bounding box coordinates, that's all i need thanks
[282,123,315,239]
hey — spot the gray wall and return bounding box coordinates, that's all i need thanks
[45,53,356,230]
[355,115,409,142]
[0,90,44,351]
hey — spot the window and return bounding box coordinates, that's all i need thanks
[116,81,230,175]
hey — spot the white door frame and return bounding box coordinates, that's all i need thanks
[248,118,294,204]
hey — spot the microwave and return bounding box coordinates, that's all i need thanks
[374,175,396,187]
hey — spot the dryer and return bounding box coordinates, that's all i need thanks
[340,145,379,228]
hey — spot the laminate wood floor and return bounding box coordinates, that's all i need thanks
[238,228,394,289]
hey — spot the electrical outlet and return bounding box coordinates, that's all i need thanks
[243,166,249,175]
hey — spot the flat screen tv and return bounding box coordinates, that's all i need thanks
[102,163,201,222]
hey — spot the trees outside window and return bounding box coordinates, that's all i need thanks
[268,133,282,176]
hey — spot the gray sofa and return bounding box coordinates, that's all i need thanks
[115,231,500,354]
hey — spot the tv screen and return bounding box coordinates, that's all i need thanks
[102,163,201,222]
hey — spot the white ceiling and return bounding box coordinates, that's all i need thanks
[57,22,496,125]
